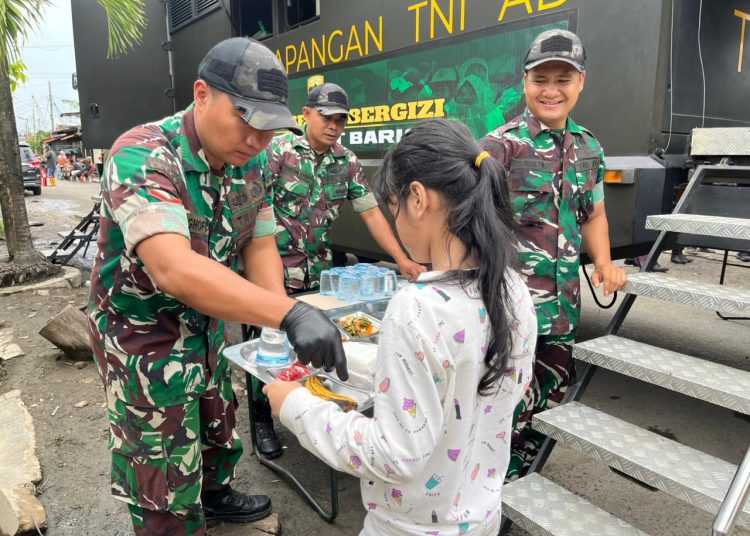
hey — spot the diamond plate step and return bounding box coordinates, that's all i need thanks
[574,336,750,415]
[502,473,649,535]
[645,214,750,240]
[533,402,750,527]
[621,272,750,315]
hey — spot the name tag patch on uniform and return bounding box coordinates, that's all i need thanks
[509,158,555,173]
[573,158,601,173]
[282,163,312,182]
[228,184,261,231]
[231,211,257,231]
[188,215,209,238]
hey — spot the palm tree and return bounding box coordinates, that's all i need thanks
[0,0,145,286]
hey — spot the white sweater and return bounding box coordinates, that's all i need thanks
[280,271,537,535]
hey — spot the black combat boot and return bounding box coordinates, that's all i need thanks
[253,396,283,459]
[203,485,272,524]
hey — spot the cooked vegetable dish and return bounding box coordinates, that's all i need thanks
[338,315,378,338]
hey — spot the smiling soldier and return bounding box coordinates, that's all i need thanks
[479,29,627,481]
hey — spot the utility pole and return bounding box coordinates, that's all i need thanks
[31,95,38,133]
[48,81,55,132]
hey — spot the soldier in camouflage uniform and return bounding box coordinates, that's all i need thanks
[479,29,627,480]
[88,38,348,534]
[267,82,425,292]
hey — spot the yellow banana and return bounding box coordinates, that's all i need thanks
[305,376,358,412]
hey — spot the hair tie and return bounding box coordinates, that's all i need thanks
[474,151,490,169]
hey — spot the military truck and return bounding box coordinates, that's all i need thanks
[71,0,750,261]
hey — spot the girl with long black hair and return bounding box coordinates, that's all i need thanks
[265,118,537,535]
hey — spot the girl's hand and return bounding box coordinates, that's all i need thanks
[262,380,304,417]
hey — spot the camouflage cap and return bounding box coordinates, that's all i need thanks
[305,83,352,118]
[524,29,586,72]
[198,37,302,134]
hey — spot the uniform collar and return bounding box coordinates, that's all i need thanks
[523,109,583,139]
[179,104,212,174]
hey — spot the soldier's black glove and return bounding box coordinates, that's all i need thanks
[281,302,348,381]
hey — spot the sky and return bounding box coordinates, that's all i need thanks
[12,1,79,137]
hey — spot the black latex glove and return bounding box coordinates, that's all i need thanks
[281,302,348,380]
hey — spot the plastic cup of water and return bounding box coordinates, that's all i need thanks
[320,270,335,296]
[358,272,378,301]
[337,272,361,302]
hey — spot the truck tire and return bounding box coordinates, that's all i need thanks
[32,187,42,196]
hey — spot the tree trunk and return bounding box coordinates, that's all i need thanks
[39,305,92,361]
[0,52,61,284]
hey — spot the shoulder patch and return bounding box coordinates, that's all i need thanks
[146,157,183,188]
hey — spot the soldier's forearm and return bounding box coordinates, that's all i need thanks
[581,203,613,268]
[137,233,296,327]
[242,235,287,297]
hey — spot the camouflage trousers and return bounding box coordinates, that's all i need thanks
[107,364,243,535]
[506,332,576,481]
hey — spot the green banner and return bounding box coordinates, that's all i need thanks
[287,18,568,156]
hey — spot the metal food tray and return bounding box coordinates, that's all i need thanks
[331,311,381,343]
[223,339,375,411]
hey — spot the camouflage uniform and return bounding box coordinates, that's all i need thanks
[88,105,275,533]
[480,109,605,479]
[267,129,378,292]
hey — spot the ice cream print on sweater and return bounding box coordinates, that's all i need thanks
[279,272,537,535]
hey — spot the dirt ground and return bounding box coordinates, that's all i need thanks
[1,181,749,535]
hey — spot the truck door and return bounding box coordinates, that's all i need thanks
[71,1,173,150]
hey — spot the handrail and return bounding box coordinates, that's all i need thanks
[712,445,750,536]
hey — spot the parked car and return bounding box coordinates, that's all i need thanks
[19,142,42,196]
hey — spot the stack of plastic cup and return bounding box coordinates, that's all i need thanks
[320,266,346,296]
[319,263,401,302]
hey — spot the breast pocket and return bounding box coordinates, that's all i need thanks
[322,172,348,220]
[508,158,555,226]
[227,181,264,257]
[573,156,601,191]
[275,165,312,219]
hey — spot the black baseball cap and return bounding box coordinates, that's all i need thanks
[198,37,302,134]
[524,29,586,72]
[305,83,352,118]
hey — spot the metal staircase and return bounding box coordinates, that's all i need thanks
[502,163,750,536]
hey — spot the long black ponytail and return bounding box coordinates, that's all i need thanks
[375,118,518,395]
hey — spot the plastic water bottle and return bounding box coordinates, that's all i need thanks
[256,328,291,367]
